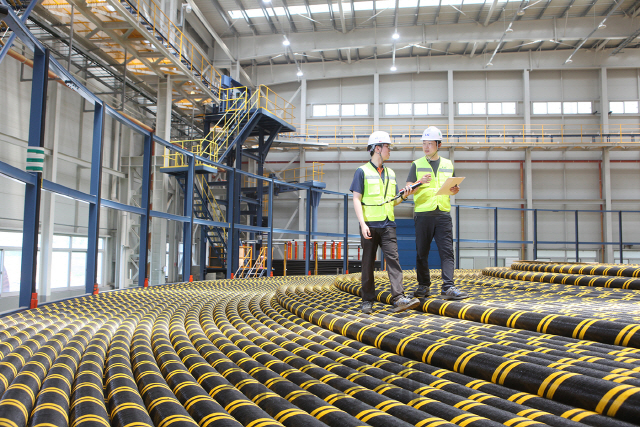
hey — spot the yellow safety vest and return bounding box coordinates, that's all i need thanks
[359,162,396,222]
[413,156,454,212]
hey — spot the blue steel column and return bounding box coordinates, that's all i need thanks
[200,226,207,281]
[226,168,235,279]
[305,188,311,275]
[85,102,105,294]
[343,194,348,274]
[267,181,274,275]
[494,207,498,267]
[455,205,460,269]
[183,155,195,280]
[138,133,153,286]
[19,48,49,308]
[619,211,624,263]
[575,210,579,262]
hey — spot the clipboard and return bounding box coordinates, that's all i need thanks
[435,177,465,196]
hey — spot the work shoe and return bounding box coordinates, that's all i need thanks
[361,301,373,314]
[392,296,420,313]
[413,285,430,298]
[441,286,469,300]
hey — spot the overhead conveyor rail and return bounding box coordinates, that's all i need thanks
[2,262,640,426]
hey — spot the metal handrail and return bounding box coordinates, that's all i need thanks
[165,85,296,168]
[117,0,221,97]
[282,123,640,145]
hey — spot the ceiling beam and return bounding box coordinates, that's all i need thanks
[255,47,640,85]
[225,16,637,62]
[483,0,499,25]
[280,0,298,33]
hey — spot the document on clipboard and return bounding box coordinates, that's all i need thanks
[435,177,465,196]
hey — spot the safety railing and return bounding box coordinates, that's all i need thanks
[243,162,325,188]
[165,85,295,168]
[116,0,221,97]
[219,85,296,125]
[283,123,640,146]
[196,174,226,229]
[234,245,253,278]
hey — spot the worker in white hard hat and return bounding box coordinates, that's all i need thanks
[350,131,420,314]
[402,126,469,300]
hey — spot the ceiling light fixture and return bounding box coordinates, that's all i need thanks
[283,38,290,46]
[297,69,303,76]
[565,58,573,64]
[390,65,397,71]
[506,27,513,33]
[486,62,493,67]
[263,0,271,3]
[598,23,606,29]
[392,32,399,39]
[516,9,525,16]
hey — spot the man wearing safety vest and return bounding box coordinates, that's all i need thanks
[350,131,421,314]
[404,126,469,300]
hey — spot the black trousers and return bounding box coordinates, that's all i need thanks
[360,226,404,303]
[414,213,455,291]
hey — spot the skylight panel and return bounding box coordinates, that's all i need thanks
[309,4,330,13]
[398,0,419,7]
[353,1,374,10]
[288,5,308,14]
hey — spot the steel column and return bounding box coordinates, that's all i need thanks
[619,210,624,263]
[183,156,195,280]
[267,181,274,276]
[19,48,49,308]
[138,132,153,286]
[226,167,235,279]
[86,102,105,294]
[200,226,207,280]
[305,188,311,275]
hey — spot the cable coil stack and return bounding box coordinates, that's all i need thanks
[1,261,640,427]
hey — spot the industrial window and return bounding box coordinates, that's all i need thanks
[414,103,442,115]
[313,104,369,117]
[385,103,399,116]
[326,104,340,116]
[460,102,514,115]
[563,102,592,114]
[533,101,591,115]
[610,101,639,114]
[342,104,369,116]
[487,102,517,115]
[312,105,327,117]
[0,231,105,294]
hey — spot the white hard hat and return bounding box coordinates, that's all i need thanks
[421,126,443,142]
[367,131,392,153]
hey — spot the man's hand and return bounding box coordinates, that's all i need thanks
[402,183,415,196]
[360,223,372,239]
[450,184,460,195]
[419,173,432,185]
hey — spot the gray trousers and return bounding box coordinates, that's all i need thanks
[360,226,404,302]
[415,213,455,291]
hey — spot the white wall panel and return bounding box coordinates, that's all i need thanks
[607,69,640,100]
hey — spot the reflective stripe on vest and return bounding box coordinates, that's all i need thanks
[413,157,454,212]
[359,162,396,222]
